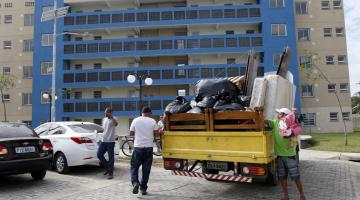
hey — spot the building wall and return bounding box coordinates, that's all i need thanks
[0,0,34,125]
[295,0,353,132]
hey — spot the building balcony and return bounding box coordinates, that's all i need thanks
[62,96,189,117]
[62,64,266,88]
[63,34,264,59]
[63,5,261,30]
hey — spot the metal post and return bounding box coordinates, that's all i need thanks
[51,0,57,122]
[49,95,52,121]
[139,76,143,116]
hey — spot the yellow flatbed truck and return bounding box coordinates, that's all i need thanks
[162,109,277,185]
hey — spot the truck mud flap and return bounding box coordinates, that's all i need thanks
[171,170,252,183]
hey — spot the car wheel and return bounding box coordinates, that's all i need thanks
[54,152,69,174]
[31,170,47,180]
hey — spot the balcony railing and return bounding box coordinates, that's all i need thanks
[62,64,257,85]
[63,34,263,57]
[63,5,261,29]
[62,96,189,115]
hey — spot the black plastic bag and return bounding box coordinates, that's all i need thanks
[195,79,239,99]
[238,95,251,107]
[213,103,244,112]
[187,106,204,114]
[164,96,192,114]
[196,96,217,108]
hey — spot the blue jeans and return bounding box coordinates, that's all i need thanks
[97,142,115,175]
[131,147,153,191]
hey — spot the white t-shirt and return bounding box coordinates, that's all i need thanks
[157,120,164,131]
[102,117,118,142]
[130,116,157,148]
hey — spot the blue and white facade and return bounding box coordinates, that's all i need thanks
[33,0,299,131]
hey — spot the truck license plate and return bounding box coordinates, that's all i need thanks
[15,146,36,154]
[207,162,228,171]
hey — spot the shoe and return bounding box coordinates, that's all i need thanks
[132,182,139,194]
[107,174,113,179]
[103,171,109,175]
[141,190,147,195]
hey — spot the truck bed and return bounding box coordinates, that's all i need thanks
[162,130,275,164]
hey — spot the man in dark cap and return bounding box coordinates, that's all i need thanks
[129,107,157,195]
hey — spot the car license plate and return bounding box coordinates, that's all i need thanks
[207,162,228,171]
[15,146,36,154]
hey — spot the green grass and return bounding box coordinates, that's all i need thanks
[307,131,360,153]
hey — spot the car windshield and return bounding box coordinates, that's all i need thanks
[0,123,38,138]
[68,124,103,133]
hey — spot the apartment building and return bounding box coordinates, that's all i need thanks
[0,0,34,126]
[295,0,353,133]
[32,0,352,133]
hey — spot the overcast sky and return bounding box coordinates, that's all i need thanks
[344,0,360,95]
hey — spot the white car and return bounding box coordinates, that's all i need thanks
[34,121,119,174]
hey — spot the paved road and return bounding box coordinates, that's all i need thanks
[0,160,359,200]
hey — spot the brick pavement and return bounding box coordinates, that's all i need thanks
[0,160,359,200]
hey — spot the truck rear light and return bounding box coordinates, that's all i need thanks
[164,161,181,169]
[71,137,93,144]
[243,166,266,176]
[0,146,8,155]
[42,142,53,151]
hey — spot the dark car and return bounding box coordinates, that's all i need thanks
[0,122,53,180]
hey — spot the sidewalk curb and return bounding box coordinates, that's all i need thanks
[300,149,360,161]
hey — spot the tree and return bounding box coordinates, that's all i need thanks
[352,95,360,114]
[0,75,15,122]
[298,50,349,145]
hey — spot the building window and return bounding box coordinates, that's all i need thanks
[330,112,338,121]
[74,91,82,99]
[296,2,308,14]
[335,28,344,37]
[93,91,102,98]
[227,58,236,64]
[41,62,53,75]
[328,84,336,92]
[23,39,33,52]
[339,83,348,92]
[323,28,332,37]
[342,112,350,121]
[4,2,12,7]
[302,85,314,97]
[273,53,282,67]
[333,0,342,9]
[4,15,12,24]
[41,91,50,104]
[3,41,12,49]
[94,36,102,40]
[94,63,102,69]
[25,2,35,7]
[41,34,54,46]
[24,14,34,26]
[299,56,312,68]
[321,1,330,10]
[178,89,187,96]
[42,6,53,13]
[226,30,235,35]
[271,24,287,36]
[325,56,334,65]
[23,66,32,78]
[338,55,347,64]
[2,94,10,102]
[75,64,83,70]
[302,113,316,126]
[297,28,310,41]
[22,93,32,105]
[3,67,11,75]
[269,0,285,8]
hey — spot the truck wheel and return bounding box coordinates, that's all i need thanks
[265,171,278,186]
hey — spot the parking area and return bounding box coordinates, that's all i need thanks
[0,159,359,200]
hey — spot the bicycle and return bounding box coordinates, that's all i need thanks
[121,135,162,157]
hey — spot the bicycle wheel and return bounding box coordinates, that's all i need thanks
[121,140,134,157]
[153,139,162,156]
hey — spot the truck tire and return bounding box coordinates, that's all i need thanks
[265,171,278,186]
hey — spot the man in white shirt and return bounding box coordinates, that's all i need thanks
[97,107,118,179]
[129,107,157,195]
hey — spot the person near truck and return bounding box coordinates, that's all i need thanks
[267,108,306,200]
[129,107,158,195]
[97,107,118,180]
